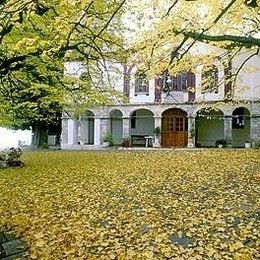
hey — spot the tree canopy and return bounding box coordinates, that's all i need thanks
[0,0,127,145]
[131,0,260,97]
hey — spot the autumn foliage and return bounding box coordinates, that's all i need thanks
[0,150,259,259]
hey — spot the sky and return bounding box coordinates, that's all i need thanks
[0,127,32,149]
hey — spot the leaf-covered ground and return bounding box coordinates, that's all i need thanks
[0,150,259,259]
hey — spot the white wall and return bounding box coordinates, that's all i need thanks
[0,127,32,149]
[64,45,260,105]
[64,62,86,77]
[129,78,155,104]
[233,52,260,101]
[163,91,189,103]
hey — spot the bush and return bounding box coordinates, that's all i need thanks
[0,148,24,168]
[103,133,115,147]
[252,139,260,149]
[153,127,161,137]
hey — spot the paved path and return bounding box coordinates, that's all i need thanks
[0,232,27,259]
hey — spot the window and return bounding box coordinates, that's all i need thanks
[171,76,178,90]
[201,65,218,93]
[162,73,189,91]
[181,74,187,90]
[232,108,245,129]
[131,111,136,128]
[135,73,149,94]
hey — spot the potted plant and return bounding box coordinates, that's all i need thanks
[245,136,251,149]
[122,136,131,148]
[215,139,227,148]
[103,132,115,147]
[187,122,195,148]
[153,126,161,148]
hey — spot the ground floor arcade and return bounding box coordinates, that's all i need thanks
[61,102,260,149]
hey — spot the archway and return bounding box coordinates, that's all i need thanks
[110,110,123,145]
[232,107,250,147]
[161,108,188,147]
[195,108,224,147]
[79,110,94,145]
[129,109,154,146]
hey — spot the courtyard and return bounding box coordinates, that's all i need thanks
[0,150,259,259]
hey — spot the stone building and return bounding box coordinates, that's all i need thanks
[61,46,260,149]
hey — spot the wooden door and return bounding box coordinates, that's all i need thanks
[162,109,188,147]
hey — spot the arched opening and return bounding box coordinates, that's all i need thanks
[79,110,94,145]
[129,109,154,146]
[232,107,250,147]
[195,108,224,147]
[161,108,188,147]
[110,109,123,145]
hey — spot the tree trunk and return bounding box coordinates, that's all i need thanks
[32,123,48,148]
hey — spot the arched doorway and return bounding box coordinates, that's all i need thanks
[80,110,94,145]
[232,107,250,147]
[129,109,154,146]
[161,108,188,147]
[110,110,123,145]
[195,108,224,147]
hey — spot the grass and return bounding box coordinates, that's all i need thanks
[0,150,260,259]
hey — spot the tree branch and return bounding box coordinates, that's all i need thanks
[178,31,260,48]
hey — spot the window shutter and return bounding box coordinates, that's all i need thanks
[134,76,139,93]
[187,72,196,102]
[145,80,149,94]
[154,77,163,102]
[123,65,131,97]
[177,75,182,90]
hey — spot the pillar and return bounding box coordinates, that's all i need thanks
[79,117,88,145]
[94,117,101,145]
[224,115,232,141]
[100,117,110,141]
[154,116,162,129]
[187,116,195,148]
[68,119,78,145]
[251,115,260,140]
[122,117,130,138]
[61,117,69,145]
[154,116,162,147]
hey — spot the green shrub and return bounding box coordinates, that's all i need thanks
[103,133,115,147]
[0,148,24,168]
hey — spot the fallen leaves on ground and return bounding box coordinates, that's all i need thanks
[0,149,259,259]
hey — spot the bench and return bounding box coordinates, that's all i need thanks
[131,135,154,147]
[131,135,146,146]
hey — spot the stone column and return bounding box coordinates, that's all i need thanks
[68,119,78,145]
[224,115,232,141]
[187,116,195,148]
[80,117,88,145]
[100,118,110,142]
[251,115,260,140]
[154,116,162,147]
[61,117,69,145]
[154,116,162,129]
[122,117,130,138]
[94,117,101,145]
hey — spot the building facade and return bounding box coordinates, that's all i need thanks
[61,48,260,149]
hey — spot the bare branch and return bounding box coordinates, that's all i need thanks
[163,0,179,17]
